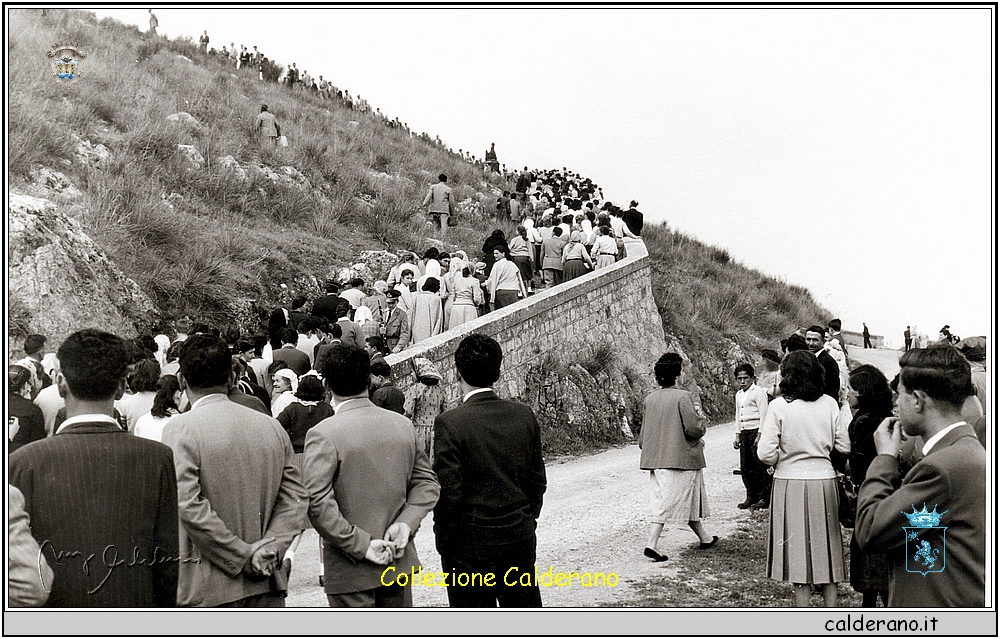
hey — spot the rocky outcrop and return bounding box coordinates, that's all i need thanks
[8,193,159,349]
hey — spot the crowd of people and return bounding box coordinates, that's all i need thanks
[638,321,987,608]
[8,327,545,609]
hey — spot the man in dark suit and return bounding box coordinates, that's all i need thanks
[163,335,306,607]
[304,345,439,607]
[271,327,310,376]
[8,329,178,607]
[855,345,986,607]
[805,325,842,404]
[312,279,344,324]
[433,334,547,607]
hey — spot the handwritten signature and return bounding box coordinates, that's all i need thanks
[38,541,200,595]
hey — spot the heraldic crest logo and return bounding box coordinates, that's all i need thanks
[902,503,948,577]
[47,43,87,83]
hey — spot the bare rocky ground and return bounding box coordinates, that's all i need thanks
[284,347,903,608]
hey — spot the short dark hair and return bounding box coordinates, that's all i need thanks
[734,363,755,378]
[320,345,368,396]
[654,353,683,388]
[366,335,387,354]
[349,277,365,288]
[9,365,32,394]
[291,295,308,310]
[24,334,46,355]
[761,349,781,365]
[329,323,343,339]
[280,327,299,345]
[296,375,326,401]
[786,334,809,352]
[151,374,181,418]
[806,325,826,339]
[57,329,129,401]
[423,247,440,260]
[128,359,162,393]
[438,173,447,182]
[370,361,392,378]
[224,325,242,344]
[455,334,502,388]
[899,345,972,407]
[552,226,563,237]
[827,318,842,332]
[336,299,352,319]
[178,334,232,389]
[422,277,441,293]
[779,351,824,402]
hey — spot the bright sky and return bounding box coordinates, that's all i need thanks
[92,6,995,347]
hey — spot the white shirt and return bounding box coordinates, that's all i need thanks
[56,413,119,436]
[34,384,65,437]
[462,387,493,403]
[133,412,177,443]
[332,397,367,414]
[921,421,967,456]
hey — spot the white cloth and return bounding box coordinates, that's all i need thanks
[922,421,967,456]
[133,412,177,443]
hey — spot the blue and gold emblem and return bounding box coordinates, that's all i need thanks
[902,504,948,577]
[47,44,87,83]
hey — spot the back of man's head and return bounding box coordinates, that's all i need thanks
[24,334,46,357]
[322,345,369,397]
[280,327,299,345]
[899,345,972,408]
[455,334,502,388]
[57,329,129,401]
[179,334,232,390]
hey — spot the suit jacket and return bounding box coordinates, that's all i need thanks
[8,420,178,607]
[312,294,344,324]
[303,399,439,594]
[162,395,307,607]
[272,346,310,377]
[855,423,986,607]
[433,391,546,553]
[8,484,53,607]
[9,393,47,453]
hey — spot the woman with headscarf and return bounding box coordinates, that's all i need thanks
[407,277,444,345]
[522,216,543,275]
[449,264,485,329]
[590,225,619,270]
[153,334,171,369]
[442,253,466,332]
[270,367,299,418]
[561,231,593,281]
[485,243,526,311]
[403,358,447,463]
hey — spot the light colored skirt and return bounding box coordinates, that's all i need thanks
[649,468,709,524]
[595,254,616,270]
[766,477,846,584]
[449,303,478,328]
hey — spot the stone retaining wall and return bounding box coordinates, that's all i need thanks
[386,238,669,405]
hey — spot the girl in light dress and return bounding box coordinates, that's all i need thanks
[133,375,182,443]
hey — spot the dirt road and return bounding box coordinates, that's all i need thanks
[286,418,747,607]
[284,347,905,607]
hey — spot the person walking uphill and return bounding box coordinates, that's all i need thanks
[423,174,454,233]
[256,104,280,145]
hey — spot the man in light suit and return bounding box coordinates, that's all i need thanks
[162,334,307,607]
[8,329,178,607]
[304,345,439,607]
[855,345,986,607]
[433,334,547,607]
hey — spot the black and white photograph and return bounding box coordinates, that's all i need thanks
[6,2,995,635]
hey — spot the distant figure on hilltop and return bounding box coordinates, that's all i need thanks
[422,174,454,234]
[256,104,280,145]
[485,142,499,173]
[904,326,912,350]
[199,30,209,54]
[862,323,872,349]
[147,9,158,36]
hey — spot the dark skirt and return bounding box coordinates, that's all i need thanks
[512,255,533,284]
[563,258,588,281]
[493,289,519,310]
[849,532,889,592]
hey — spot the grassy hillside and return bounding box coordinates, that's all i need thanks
[9,9,831,422]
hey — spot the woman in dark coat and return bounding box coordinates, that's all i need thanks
[846,364,894,607]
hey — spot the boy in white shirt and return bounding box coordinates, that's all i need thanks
[733,363,772,509]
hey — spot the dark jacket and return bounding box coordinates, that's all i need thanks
[8,420,179,607]
[817,350,842,404]
[370,381,405,415]
[311,294,344,324]
[9,393,47,453]
[433,391,546,551]
[622,207,643,236]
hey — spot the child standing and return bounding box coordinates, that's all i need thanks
[733,363,771,510]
